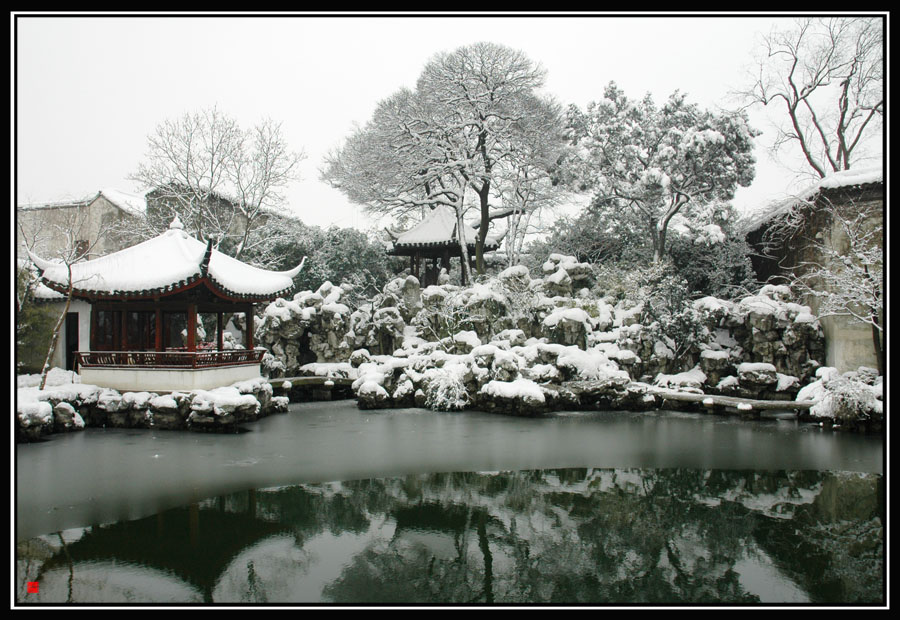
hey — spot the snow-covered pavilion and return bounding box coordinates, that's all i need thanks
[28,216,305,392]
[386,206,504,285]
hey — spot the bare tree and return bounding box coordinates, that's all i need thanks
[739,17,883,178]
[21,208,113,390]
[781,197,883,374]
[493,97,568,267]
[127,107,305,267]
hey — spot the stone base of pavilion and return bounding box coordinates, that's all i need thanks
[79,364,264,393]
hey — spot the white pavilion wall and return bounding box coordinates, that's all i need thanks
[42,299,91,371]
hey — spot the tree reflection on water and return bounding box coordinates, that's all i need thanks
[16,469,884,605]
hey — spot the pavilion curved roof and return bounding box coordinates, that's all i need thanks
[28,218,305,302]
[390,206,502,250]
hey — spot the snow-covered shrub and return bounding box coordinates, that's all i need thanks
[808,373,883,425]
[667,225,756,298]
[261,351,286,377]
[412,287,474,344]
[634,263,708,365]
[422,366,470,412]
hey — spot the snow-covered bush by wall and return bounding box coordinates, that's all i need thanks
[800,366,883,428]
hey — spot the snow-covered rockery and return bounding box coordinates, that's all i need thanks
[256,258,611,375]
[254,281,355,375]
[350,339,642,416]
[16,375,287,442]
[255,253,841,418]
[615,284,826,398]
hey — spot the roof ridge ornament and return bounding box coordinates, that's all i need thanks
[200,238,214,276]
[169,214,184,230]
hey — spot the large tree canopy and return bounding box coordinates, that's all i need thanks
[564,82,759,262]
[322,42,566,278]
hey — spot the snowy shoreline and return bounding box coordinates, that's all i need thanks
[15,370,289,443]
[18,254,883,441]
[16,359,883,444]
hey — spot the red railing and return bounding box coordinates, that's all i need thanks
[75,349,265,369]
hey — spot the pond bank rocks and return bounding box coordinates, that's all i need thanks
[16,377,288,443]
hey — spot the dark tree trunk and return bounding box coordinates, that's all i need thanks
[872,316,883,376]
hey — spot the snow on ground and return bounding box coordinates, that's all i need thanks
[18,382,102,405]
[542,307,591,328]
[298,362,357,379]
[654,367,707,391]
[17,368,81,388]
[480,378,546,404]
[738,362,777,374]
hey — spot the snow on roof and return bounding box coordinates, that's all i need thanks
[393,206,500,248]
[32,281,66,301]
[17,195,94,211]
[741,165,883,235]
[817,166,883,189]
[30,220,303,300]
[98,188,147,216]
[18,187,147,216]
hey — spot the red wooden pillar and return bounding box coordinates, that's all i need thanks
[120,309,128,351]
[187,303,197,352]
[245,305,254,350]
[217,312,224,351]
[155,305,163,352]
[90,305,97,351]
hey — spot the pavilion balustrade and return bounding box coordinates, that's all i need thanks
[75,349,265,370]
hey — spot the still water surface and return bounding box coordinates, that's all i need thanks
[16,402,884,605]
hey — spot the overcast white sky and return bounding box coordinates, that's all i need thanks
[12,13,877,231]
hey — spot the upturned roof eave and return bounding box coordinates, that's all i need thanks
[41,274,293,304]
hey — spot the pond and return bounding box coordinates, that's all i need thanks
[15,401,884,606]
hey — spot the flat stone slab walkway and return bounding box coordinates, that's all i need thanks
[267,376,355,386]
[648,386,815,411]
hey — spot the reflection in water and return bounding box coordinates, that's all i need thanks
[16,469,883,605]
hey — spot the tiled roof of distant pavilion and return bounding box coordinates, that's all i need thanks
[387,206,504,254]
